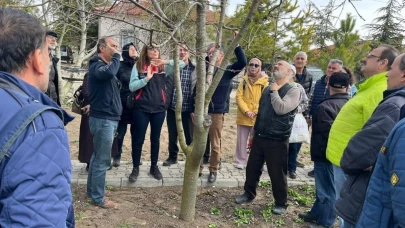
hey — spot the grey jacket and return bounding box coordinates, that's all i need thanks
[336,86,405,225]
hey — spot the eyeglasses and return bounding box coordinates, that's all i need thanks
[366,54,381,60]
[249,63,260,68]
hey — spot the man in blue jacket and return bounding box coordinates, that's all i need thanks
[87,37,122,208]
[0,8,74,227]
[347,53,405,228]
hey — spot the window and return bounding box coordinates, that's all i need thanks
[120,29,135,48]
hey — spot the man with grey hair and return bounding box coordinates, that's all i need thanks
[356,53,405,228]
[306,58,343,178]
[87,36,121,208]
[0,8,74,227]
[45,30,62,105]
[236,60,300,215]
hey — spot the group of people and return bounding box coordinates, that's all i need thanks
[0,8,405,228]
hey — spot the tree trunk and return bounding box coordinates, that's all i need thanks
[75,0,87,67]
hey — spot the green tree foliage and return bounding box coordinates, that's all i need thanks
[313,14,370,74]
[365,0,405,50]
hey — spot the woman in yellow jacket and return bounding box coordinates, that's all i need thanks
[234,58,269,169]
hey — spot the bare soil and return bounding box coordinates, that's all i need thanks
[73,184,329,228]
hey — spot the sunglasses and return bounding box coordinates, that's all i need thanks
[249,63,260,68]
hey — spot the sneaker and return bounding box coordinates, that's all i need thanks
[234,164,244,170]
[272,206,286,215]
[96,199,117,209]
[128,167,139,183]
[296,161,305,168]
[162,158,177,166]
[150,165,163,180]
[308,170,315,178]
[298,212,317,223]
[235,193,254,204]
[112,158,120,167]
[289,171,297,179]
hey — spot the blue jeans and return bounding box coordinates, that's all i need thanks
[115,122,133,159]
[310,161,336,227]
[333,165,351,228]
[87,117,118,205]
[132,111,166,167]
[288,143,302,172]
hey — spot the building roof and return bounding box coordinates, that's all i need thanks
[93,0,219,23]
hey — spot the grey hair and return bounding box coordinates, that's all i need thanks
[294,51,308,60]
[329,59,344,69]
[399,54,405,71]
[97,37,107,54]
[0,8,47,74]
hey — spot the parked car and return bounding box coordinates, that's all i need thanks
[51,45,74,64]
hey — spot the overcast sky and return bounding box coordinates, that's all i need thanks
[222,0,401,38]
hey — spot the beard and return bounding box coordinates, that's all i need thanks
[273,69,286,79]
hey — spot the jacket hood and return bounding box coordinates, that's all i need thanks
[122,43,137,65]
[0,71,74,125]
[243,74,268,86]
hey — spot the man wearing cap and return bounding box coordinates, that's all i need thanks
[335,53,405,227]
[298,72,350,228]
[326,45,400,227]
[45,30,62,105]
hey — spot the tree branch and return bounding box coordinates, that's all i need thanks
[128,0,174,29]
[151,0,170,21]
[8,0,50,8]
[348,0,366,21]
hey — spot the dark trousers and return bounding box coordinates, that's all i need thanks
[244,136,289,207]
[288,143,302,172]
[166,109,193,160]
[310,161,337,227]
[132,111,166,167]
[115,122,133,159]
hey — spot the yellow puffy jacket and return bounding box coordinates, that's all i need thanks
[326,72,387,166]
[236,75,269,126]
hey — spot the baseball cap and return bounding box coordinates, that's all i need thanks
[46,30,58,38]
[290,64,296,75]
[329,72,350,88]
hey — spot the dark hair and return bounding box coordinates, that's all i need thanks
[342,66,356,85]
[379,44,400,70]
[97,38,107,54]
[0,8,47,73]
[136,44,163,73]
[400,54,405,72]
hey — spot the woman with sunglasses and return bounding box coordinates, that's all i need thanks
[128,45,185,183]
[234,58,269,169]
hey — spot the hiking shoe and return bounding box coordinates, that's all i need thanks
[128,167,139,183]
[112,158,120,167]
[289,171,297,179]
[296,161,305,168]
[208,172,217,183]
[272,206,286,215]
[308,170,315,178]
[150,165,163,180]
[162,158,177,166]
[299,212,317,223]
[235,193,254,204]
[96,199,117,209]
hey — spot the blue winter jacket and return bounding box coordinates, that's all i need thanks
[356,118,405,228]
[0,72,75,227]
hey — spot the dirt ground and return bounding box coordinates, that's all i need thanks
[73,184,331,228]
[65,90,313,167]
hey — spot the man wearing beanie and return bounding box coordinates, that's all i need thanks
[45,30,62,105]
[298,72,350,228]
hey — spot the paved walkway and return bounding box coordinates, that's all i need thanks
[71,160,315,188]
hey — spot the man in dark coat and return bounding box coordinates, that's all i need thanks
[45,30,62,105]
[337,52,405,227]
[298,72,350,228]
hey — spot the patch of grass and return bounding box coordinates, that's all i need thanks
[258,180,272,188]
[210,207,221,215]
[234,207,254,226]
[288,189,299,197]
[274,218,285,227]
[106,185,114,191]
[261,203,274,222]
[294,218,304,223]
[74,211,87,221]
[208,224,218,228]
[294,194,312,206]
[117,223,133,228]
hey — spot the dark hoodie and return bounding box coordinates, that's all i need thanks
[117,43,137,123]
[88,52,122,121]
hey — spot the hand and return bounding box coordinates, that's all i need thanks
[146,65,154,81]
[248,136,253,145]
[245,111,255,119]
[150,59,168,67]
[81,105,90,115]
[306,118,312,128]
[190,113,195,123]
[270,82,281,91]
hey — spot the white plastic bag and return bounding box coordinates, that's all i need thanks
[289,113,310,144]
